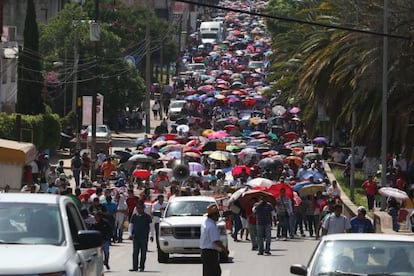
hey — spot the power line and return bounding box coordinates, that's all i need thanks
[175,0,410,40]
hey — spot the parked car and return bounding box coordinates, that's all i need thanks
[185,63,207,74]
[86,124,112,142]
[0,193,104,275]
[168,100,187,121]
[291,233,414,275]
[157,196,228,263]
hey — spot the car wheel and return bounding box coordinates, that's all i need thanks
[158,248,169,263]
[219,251,228,263]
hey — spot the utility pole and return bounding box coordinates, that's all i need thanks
[90,0,100,179]
[145,8,151,134]
[72,32,79,114]
[380,0,388,211]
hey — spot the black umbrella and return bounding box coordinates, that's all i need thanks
[114,150,132,163]
[258,157,283,170]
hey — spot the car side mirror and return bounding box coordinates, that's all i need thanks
[290,264,307,275]
[76,230,102,250]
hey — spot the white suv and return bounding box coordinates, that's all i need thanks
[157,196,228,263]
[0,193,104,275]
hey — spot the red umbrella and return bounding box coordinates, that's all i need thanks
[166,133,178,140]
[283,132,297,140]
[262,150,278,157]
[224,125,238,132]
[133,169,151,179]
[266,184,293,199]
[239,190,276,210]
[231,165,251,176]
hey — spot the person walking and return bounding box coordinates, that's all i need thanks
[350,206,375,233]
[114,193,128,243]
[71,153,82,188]
[275,188,293,240]
[321,204,351,235]
[152,101,161,120]
[129,201,152,272]
[151,194,167,249]
[362,175,377,211]
[253,196,275,255]
[200,204,229,276]
[92,211,112,270]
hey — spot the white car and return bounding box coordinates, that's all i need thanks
[0,193,104,275]
[86,124,112,142]
[168,100,187,121]
[157,196,228,263]
[291,233,414,275]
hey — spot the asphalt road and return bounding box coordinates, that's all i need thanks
[106,230,318,275]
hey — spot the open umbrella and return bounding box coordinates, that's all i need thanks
[232,165,251,176]
[239,190,276,210]
[185,151,201,159]
[128,154,153,162]
[246,177,274,188]
[378,187,409,202]
[188,162,203,173]
[297,184,325,196]
[284,155,303,166]
[258,157,283,170]
[229,187,248,204]
[177,124,190,133]
[301,170,324,181]
[208,130,228,139]
[266,183,293,199]
[272,105,286,115]
[289,107,301,114]
[132,169,151,179]
[312,137,328,144]
[209,151,232,161]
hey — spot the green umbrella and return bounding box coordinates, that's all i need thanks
[268,132,278,140]
[226,145,240,152]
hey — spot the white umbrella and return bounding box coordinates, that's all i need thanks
[188,162,204,173]
[379,187,409,202]
[247,177,274,188]
[272,105,287,116]
[177,124,190,133]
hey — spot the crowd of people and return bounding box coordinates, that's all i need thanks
[4,0,414,275]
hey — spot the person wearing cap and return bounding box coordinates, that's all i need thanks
[350,206,374,233]
[321,204,351,236]
[200,204,228,276]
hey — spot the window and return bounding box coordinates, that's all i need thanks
[66,203,85,246]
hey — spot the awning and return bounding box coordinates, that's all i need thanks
[0,139,37,164]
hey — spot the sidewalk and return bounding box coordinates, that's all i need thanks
[324,162,412,235]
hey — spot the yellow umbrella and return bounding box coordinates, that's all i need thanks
[202,129,214,137]
[250,117,261,125]
[209,151,231,161]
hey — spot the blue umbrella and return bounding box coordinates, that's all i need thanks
[301,171,324,181]
[204,97,216,104]
[292,181,312,192]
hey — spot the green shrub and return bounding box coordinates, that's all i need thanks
[0,112,61,150]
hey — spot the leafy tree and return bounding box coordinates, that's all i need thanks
[39,1,146,123]
[16,0,44,115]
[266,0,414,157]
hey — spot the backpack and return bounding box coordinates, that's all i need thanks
[72,156,82,169]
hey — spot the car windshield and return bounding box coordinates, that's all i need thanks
[312,239,414,275]
[170,101,185,108]
[201,33,218,39]
[164,201,213,217]
[0,203,64,245]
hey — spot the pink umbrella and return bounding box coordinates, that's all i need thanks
[208,130,228,139]
[228,97,240,104]
[289,107,301,114]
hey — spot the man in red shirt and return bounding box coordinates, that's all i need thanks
[101,157,116,181]
[361,175,377,211]
[126,189,140,221]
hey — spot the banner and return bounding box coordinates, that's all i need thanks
[82,94,103,126]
